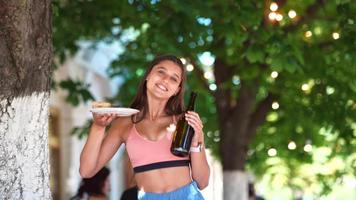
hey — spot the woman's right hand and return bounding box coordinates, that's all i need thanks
[92,113,117,127]
[91,101,117,127]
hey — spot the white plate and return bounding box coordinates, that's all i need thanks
[90,107,139,116]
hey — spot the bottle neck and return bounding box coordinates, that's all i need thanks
[186,92,197,111]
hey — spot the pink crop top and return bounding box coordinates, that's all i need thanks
[125,116,190,173]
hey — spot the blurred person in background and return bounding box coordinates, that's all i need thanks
[120,186,138,200]
[71,167,111,200]
[248,182,265,200]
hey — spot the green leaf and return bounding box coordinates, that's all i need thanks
[245,44,265,63]
[59,79,95,106]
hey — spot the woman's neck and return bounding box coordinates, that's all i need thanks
[146,95,168,121]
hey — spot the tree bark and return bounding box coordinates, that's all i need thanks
[215,62,273,199]
[223,170,249,200]
[0,0,52,199]
[218,83,256,200]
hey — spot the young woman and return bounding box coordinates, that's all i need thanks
[79,55,210,199]
[71,167,111,200]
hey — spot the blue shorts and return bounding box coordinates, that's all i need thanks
[137,181,204,200]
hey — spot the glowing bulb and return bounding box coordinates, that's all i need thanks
[268,148,277,157]
[186,64,194,72]
[272,102,279,110]
[288,10,297,19]
[180,58,187,65]
[270,2,278,11]
[232,75,240,85]
[332,32,340,40]
[204,71,213,80]
[304,144,312,152]
[305,31,312,38]
[271,71,279,78]
[301,83,309,91]
[209,83,217,91]
[326,86,335,95]
[276,14,283,21]
[268,12,277,21]
[288,141,296,150]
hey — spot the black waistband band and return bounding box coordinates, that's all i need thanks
[133,160,190,173]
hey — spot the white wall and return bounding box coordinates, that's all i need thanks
[201,149,223,200]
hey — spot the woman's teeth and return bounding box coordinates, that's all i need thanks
[156,84,168,91]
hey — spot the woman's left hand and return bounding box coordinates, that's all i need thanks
[185,111,204,144]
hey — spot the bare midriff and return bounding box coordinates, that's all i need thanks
[134,166,191,193]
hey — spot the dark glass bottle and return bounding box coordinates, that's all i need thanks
[170,92,197,157]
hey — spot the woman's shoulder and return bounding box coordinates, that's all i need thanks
[109,116,134,139]
[111,116,134,129]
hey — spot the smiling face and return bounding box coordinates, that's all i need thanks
[145,60,182,100]
[130,55,186,120]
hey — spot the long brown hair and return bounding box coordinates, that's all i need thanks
[71,167,110,200]
[130,55,186,123]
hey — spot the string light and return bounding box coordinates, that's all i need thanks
[186,64,194,72]
[209,83,217,91]
[305,31,312,38]
[204,71,213,80]
[207,131,213,137]
[288,141,296,150]
[332,32,340,40]
[268,12,277,21]
[326,86,335,95]
[272,102,279,110]
[180,58,187,65]
[271,71,279,78]
[304,144,312,152]
[232,75,240,85]
[276,14,283,21]
[304,140,312,152]
[288,10,297,19]
[270,2,278,12]
[301,83,309,91]
[268,148,277,157]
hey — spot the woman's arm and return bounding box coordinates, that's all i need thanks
[190,141,210,189]
[79,114,127,178]
[185,111,210,189]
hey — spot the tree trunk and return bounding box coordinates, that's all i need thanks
[217,78,272,199]
[223,170,249,200]
[0,0,52,199]
[216,80,253,199]
[221,125,250,200]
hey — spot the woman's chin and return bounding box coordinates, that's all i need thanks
[148,89,171,99]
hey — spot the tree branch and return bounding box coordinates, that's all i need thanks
[228,83,255,133]
[187,58,215,97]
[246,92,275,144]
[213,58,234,124]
